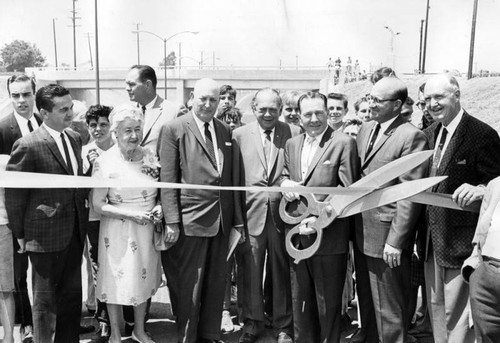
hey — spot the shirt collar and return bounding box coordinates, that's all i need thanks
[442,108,464,137]
[43,123,65,140]
[379,115,398,133]
[259,125,275,137]
[13,111,34,124]
[144,95,158,111]
[305,126,327,144]
[192,112,214,133]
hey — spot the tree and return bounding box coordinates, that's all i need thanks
[160,51,176,68]
[0,40,47,72]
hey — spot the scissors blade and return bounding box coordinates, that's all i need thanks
[351,150,434,188]
[338,176,447,217]
[408,192,481,213]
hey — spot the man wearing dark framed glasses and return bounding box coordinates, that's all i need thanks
[353,76,428,343]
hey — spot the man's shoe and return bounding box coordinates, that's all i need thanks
[20,325,34,343]
[90,323,111,343]
[238,332,257,343]
[221,310,234,332]
[277,332,293,343]
[350,328,367,343]
[80,324,96,334]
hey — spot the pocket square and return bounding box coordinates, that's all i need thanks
[225,142,232,146]
[456,159,466,165]
[322,160,331,165]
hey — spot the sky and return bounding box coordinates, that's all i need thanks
[1,0,500,74]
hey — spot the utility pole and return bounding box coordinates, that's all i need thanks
[212,51,216,69]
[53,18,58,68]
[94,0,100,104]
[422,0,430,74]
[85,33,94,68]
[133,23,142,64]
[70,0,81,69]
[467,0,479,79]
[418,19,424,73]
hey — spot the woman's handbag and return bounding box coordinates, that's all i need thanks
[153,222,173,251]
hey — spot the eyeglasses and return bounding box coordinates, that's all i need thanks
[366,95,398,104]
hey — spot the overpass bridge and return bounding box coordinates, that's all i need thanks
[25,67,333,110]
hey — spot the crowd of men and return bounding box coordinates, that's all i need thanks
[1,64,500,343]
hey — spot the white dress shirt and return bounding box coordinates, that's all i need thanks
[301,128,327,180]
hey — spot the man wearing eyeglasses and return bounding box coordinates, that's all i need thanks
[352,76,428,343]
[422,74,500,343]
[0,74,42,343]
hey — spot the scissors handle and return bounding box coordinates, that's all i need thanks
[279,193,325,225]
[285,222,324,264]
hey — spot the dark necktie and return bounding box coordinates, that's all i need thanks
[365,123,380,158]
[141,105,146,115]
[430,127,448,177]
[61,133,75,175]
[204,122,217,166]
[27,120,34,132]
[263,130,272,164]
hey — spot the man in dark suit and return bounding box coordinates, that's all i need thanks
[125,64,186,150]
[353,77,428,343]
[280,91,359,343]
[5,84,88,343]
[422,74,500,343]
[0,74,41,343]
[159,78,244,343]
[232,88,296,343]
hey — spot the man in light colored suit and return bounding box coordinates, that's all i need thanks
[422,74,500,343]
[159,78,244,343]
[280,91,359,343]
[353,77,428,343]
[5,84,88,343]
[125,64,186,150]
[462,176,500,342]
[232,88,296,343]
[0,74,41,343]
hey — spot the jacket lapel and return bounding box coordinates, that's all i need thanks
[40,126,70,174]
[295,134,305,182]
[437,113,468,176]
[363,116,403,169]
[251,123,268,173]
[186,113,217,169]
[141,96,163,145]
[8,114,22,140]
[268,123,283,179]
[214,118,225,171]
[303,127,333,184]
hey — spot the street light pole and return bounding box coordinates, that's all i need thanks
[52,18,58,68]
[131,30,198,99]
[384,26,400,70]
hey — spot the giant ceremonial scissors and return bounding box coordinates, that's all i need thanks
[279,150,446,263]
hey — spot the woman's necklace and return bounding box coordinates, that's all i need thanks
[121,146,140,162]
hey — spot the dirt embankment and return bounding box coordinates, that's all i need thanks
[342,76,500,133]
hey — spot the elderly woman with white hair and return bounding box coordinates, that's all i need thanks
[91,104,162,343]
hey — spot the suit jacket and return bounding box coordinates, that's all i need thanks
[0,112,43,154]
[159,112,244,237]
[424,112,500,268]
[462,176,500,282]
[140,96,185,150]
[233,121,297,236]
[5,126,88,253]
[280,126,359,255]
[356,115,428,258]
